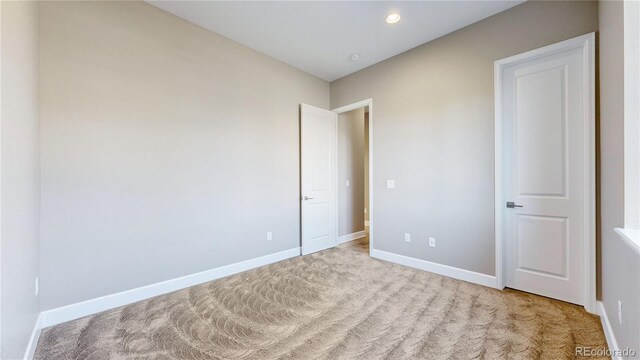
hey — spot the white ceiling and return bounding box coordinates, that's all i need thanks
[147,1,525,82]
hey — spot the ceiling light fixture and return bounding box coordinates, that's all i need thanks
[386,13,401,24]
[349,54,360,62]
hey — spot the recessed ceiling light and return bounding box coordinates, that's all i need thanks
[386,13,401,24]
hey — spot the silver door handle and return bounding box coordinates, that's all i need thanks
[303,196,314,200]
[506,201,523,208]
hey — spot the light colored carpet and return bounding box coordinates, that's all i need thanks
[34,238,607,359]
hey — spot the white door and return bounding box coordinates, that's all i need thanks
[300,104,337,255]
[500,35,594,305]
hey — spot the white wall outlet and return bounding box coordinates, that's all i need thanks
[387,180,395,189]
[404,233,411,243]
[35,277,39,296]
[618,300,622,324]
[429,237,436,248]
[266,232,273,241]
[346,180,350,187]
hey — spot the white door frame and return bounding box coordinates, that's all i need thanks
[494,33,596,313]
[331,99,374,255]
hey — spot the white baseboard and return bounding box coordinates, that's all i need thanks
[371,249,497,288]
[39,247,300,329]
[23,313,43,360]
[338,230,367,244]
[597,301,622,360]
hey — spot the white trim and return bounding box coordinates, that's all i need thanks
[597,301,623,360]
[23,314,43,360]
[371,249,497,288]
[331,99,372,114]
[338,230,367,244]
[39,247,300,328]
[0,3,3,353]
[332,99,373,256]
[623,0,640,229]
[494,33,597,313]
[614,228,640,253]
[494,57,504,292]
[335,107,339,252]
[584,32,597,314]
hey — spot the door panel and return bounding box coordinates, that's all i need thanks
[301,104,337,255]
[502,41,590,305]
[515,66,568,197]
[516,215,568,278]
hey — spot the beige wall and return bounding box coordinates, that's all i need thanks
[331,1,598,275]
[598,0,640,354]
[1,1,41,358]
[39,1,329,310]
[338,108,365,236]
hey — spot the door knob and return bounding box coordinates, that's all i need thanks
[303,196,314,200]
[506,201,523,208]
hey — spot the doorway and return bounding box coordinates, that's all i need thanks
[495,34,596,311]
[336,106,370,254]
[300,99,373,256]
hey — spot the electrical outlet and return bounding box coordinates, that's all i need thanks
[266,232,273,241]
[387,180,395,189]
[346,180,350,187]
[404,233,411,243]
[429,237,436,248]
[35,277,39,296]
[618,300,622,324]
[364,208,367,214]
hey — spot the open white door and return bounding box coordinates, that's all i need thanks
[300,104,337,255]
[497,33,595,307]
